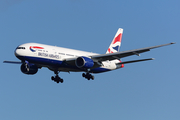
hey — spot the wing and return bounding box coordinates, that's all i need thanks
[91,42,175,62]
[3,61,22,64]
[64,42,174,67]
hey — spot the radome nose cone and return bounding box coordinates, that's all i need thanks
[14,49,20,57]
[14,49,18,56]
[14,48,23,60]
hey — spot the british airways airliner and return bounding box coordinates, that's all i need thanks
[4,28,175,83]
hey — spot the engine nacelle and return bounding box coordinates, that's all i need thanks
[21,63,38,75]
[75,56,94,69]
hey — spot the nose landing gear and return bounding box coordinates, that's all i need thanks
[51,71,63,83]
[82,73,94,80]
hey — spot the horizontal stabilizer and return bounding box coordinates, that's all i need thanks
[116,58,154,65]
[3,61,22,64]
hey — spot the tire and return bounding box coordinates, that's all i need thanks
[51,76,55,80]
[82,73,85,77]
[60,79,64,83]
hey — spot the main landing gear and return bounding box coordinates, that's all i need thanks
[82,73,94,80]
[51,71,63,83]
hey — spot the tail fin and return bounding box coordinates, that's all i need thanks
[106,28,123,54]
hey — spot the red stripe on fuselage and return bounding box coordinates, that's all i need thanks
[30,46,44,49]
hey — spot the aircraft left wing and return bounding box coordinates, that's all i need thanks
[90,42,175,62]
[64,42,175,67]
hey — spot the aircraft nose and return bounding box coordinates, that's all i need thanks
[14,48,19,57]
[14,46,25,57]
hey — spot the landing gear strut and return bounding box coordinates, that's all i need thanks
[51,71,63,83]
[82,73,94,80]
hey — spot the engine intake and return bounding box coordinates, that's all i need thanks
[21,62,38,75]
[75,56,94,69]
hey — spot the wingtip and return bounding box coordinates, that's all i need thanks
[3,61,7,63]
[171,42,176,44]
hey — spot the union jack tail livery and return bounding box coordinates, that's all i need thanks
[106,28,123,54]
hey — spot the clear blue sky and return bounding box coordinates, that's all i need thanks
[0,0,179,120]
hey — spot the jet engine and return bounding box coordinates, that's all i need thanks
[75,56,94,69]
[21,62,38,75]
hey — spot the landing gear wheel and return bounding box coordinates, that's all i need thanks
[82,73,86,77]
[51,71,64,83]
[91,75,94,80]
[82,73,95,80]
[51,76,55,80]
[60,79,64,83]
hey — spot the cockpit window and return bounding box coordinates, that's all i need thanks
[16,47,26,49]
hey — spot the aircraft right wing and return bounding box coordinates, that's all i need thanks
[90,42,175,62]
[3,61,22,64]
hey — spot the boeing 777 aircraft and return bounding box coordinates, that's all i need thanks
[4,28,175,83]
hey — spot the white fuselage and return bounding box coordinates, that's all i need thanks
[15,43,119,73]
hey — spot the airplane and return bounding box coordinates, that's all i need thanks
[3,28,175,83]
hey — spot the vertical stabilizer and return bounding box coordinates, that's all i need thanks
[106,28,123,54]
